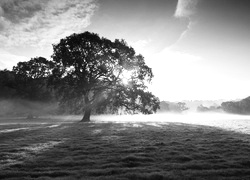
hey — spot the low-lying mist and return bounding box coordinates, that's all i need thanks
[91,112,250,135]
[1,100,249,135]
[0,99,58,117]
[92,112,249,122]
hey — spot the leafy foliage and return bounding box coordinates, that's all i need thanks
[0,69,17,99]
[12,57,54,102]
[0,58,56,118]
[50,31,160,120]
[0,32,160,120]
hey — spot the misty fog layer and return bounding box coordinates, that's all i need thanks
[91,113,250,135]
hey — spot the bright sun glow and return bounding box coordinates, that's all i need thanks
[145,48,250,101]
[121,70,133,85]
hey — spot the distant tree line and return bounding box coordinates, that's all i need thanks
[196,104,222,113]
[158,101,189,113]
[221,97,250,115]
[196,97,250,115]
[159,98,250,115]
[0,58,56,117]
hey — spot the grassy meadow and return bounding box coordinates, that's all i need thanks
[0,116,250,180]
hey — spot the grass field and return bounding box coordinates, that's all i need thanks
[0,116,250,180]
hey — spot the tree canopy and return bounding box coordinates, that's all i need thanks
[50,31,160,121]
[12,57,54,102]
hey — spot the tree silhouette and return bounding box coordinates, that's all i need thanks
[50,32,160,121]
[12,57,54,102]
[0,69,16,99]
[10,57,55,118]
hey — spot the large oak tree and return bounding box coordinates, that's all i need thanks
[50,32,160,121]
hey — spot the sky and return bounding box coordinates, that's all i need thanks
[0,0,250,101]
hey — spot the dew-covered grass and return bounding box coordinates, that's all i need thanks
[0,115,250,179]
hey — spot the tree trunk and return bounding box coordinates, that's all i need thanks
[81,107,91,122]
[81,93,93,122]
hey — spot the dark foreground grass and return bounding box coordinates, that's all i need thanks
[0,119,250,180]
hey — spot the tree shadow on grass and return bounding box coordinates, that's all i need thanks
[0,121,250,179]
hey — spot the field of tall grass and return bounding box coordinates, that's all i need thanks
[0,116,250,179]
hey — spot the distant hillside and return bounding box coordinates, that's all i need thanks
[221,96,250,115]
[159,100,225,113]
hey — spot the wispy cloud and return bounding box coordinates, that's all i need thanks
[173,0,199,44]
[174,0,198,18]
[0,0,98,48]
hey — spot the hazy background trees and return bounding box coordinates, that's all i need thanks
[158,101,189,113]
[196,104,221,113]
[221,97,250,115]
[0,57,56,118]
